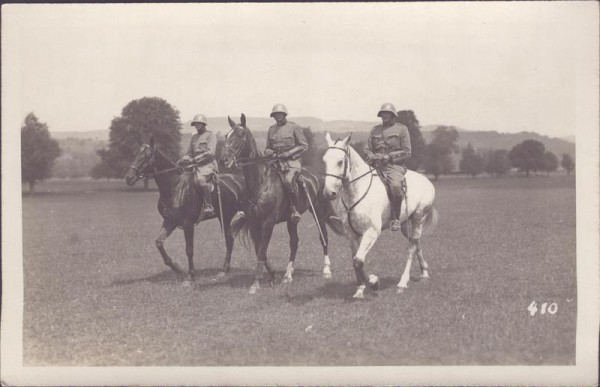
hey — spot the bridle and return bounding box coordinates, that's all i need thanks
[223,126,276,167]
[324,143,378,236]
[325,145,376,186]
[129,144,182,180]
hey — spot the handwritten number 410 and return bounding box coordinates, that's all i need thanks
[528,301,558,316]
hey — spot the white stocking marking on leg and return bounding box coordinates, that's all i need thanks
[283,261,294,282]
[323,255,332,279]
[353,285,366,299]
[398,243,416,289]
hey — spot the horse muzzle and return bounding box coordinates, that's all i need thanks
[125,172,139,186]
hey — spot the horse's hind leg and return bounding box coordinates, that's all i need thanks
[398,212,425,292]
[283,220,299,283]
[156,221,184,274]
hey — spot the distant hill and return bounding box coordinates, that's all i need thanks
[421,129,575,158]
[51,119,575,177]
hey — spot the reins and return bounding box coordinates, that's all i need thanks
[325,145,378,236]
[130,146,185,180]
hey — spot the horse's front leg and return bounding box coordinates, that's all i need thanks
[216,218,235,279]
[352,227,381,299]
[183,222,195,284]
[283,220,299,283]
[250,220,277,294]
[156,221,184,274]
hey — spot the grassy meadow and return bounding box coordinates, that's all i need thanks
[21,175,576,366]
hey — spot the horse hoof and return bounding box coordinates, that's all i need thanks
[368,275,379,291]
[396,287,406,294]
[216,271,227,278]
[282,276,293,283]
[249,286,259,295]
[352,293,364,300]
[323,272,332,279]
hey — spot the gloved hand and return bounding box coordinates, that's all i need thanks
[178,156,192,165]
[264,148,275,157]
[279,151,292,159]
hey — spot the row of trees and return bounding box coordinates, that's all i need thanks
[21,98,575,192]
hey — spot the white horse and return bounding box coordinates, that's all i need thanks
[322,133,438,298]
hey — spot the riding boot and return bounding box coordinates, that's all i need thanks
[202,186,215,217]
[391,192,403,231]
[287,187,302,224]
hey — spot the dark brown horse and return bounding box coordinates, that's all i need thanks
[125,137,245,282]
[221,114,343,294]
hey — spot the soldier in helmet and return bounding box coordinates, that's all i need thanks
[264,104,309,223]
[364,103,411,231]
[179,113,217,217]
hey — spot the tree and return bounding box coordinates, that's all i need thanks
[508,139,545,177]
[300,126,319,168]
[422,126,459,180]
[21,113,61,193]
[486,149,511,176]
[561,154,575,175]
[93,97,182,188]
[396,110,426,171]
[543,151,559,174]
[459,143,485,177]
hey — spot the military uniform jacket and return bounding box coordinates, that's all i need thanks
[186,131,217,165]
[266,121,308,169]
[364,123,411,165]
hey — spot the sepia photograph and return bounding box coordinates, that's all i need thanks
[2,2,598,386]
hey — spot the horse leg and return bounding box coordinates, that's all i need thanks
[398,212,425,292]
[283,220,299,283]
[183,222,196,284]
[249,221,275,294]
[315,204,332,279]
[155,221,184,274]
[352,228,380,299]
[217,220,234,278]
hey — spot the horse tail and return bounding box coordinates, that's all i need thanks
[422,206,439,235]
[230,211,253,249]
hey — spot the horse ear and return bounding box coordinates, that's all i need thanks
[341,132,352,147]
[228,116,236,128]
[149,136,155,148]
[325,132,334,146]
[240,113,246,128]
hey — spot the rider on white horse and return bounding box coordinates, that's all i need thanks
[364,103,411,231]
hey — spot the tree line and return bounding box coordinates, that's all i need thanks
[21,97,575,192]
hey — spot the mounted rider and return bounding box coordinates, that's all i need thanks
[264,104,309,224]
[364,103,411,231]
[178,113,217,217]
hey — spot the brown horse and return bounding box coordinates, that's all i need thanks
[125,137,246,282]
[221,114,343,294]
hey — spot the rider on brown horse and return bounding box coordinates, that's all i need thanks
[264,104,308,224]
[364,103,411,231]
[178,113,217,217]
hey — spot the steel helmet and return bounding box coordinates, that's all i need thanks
[190,114,207,126]
[270,104,288,117]
[377,103,398,117]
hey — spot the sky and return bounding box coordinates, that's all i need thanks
[3,2,598,137]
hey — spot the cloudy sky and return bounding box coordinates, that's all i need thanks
[3,2,598,137]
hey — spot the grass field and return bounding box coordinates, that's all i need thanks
[21,175,576,366]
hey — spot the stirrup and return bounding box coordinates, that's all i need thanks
[204,205,215,216]
[391,219,401,231]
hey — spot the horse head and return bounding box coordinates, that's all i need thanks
[221,113,251,168]
[322,132,352,200]
[125,137,156,186]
